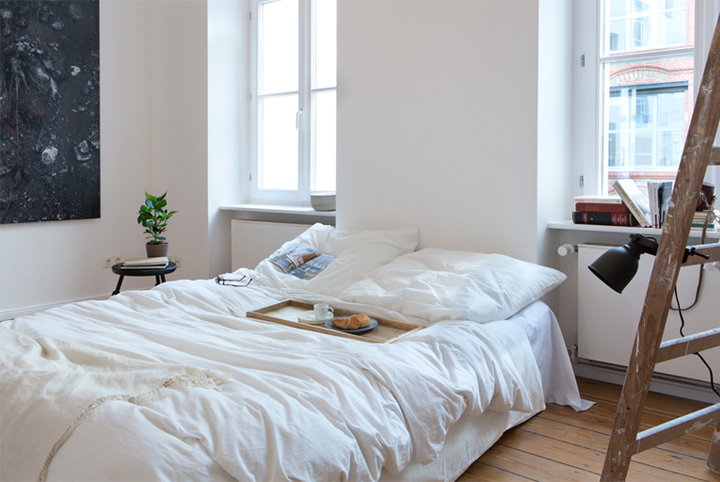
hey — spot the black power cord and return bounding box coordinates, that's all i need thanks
[674,287,720,399]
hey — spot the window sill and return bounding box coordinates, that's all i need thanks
[220,204,336,225]
[548,220,720,240]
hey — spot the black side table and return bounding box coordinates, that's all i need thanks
[111,262,177,296]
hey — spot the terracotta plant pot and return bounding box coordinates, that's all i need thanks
[146,242,169,258]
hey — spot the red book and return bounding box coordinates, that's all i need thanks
[572,211,639,227]
[575,202,630,213]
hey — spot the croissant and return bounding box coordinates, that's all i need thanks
[332,314,371,330]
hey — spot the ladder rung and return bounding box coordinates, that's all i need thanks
[712,146,720,166]
[656,327,720,363]
[635,403,720,454]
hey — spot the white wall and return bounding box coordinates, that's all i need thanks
[149,0,210,280]
[336,0,541,263]
[0,0,212,316]
[208,0,249,277]
[537,0,574,322]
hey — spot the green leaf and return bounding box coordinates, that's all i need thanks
[156,199,167,209]
[157,192,167,202]
[139,205,149,213]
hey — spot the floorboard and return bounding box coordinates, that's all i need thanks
[456,377,720,482]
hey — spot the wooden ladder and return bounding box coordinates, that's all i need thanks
[600,14,720,482]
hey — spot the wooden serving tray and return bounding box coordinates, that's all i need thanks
[246,299,425,344]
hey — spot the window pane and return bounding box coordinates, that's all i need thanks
[314,0,337,90]
[657,131,683,166]
[608,132,627,167]
[609,19,626,51]
[657,91,685,128]
[260,0,298,95]
[609,91,629,131]
[664,0,685,9]
[610,0,627,17]
[632,16,652,48]
[631,0,651,13]
[312,90,336,192]
[260,95,298,190]
[632,131,653,166]
[633,93,655,128]
[658,10,686,46]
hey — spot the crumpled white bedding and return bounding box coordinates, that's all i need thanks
[2,278,546,482]
[337,247,567,323]
[0,326,229,482]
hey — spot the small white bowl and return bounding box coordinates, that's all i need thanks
[297,310,330,325]
[310,192,336,211]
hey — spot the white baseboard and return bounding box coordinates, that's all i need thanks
[573,358,720,404]
[0,295,110,322]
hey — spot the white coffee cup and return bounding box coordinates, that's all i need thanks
[314,303,333,321]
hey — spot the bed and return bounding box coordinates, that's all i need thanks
[1,224,586,482]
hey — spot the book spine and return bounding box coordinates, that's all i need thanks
[659,182,673,227]
[575,202,630,213]
[572,212,639,226]
[648,182,660,229]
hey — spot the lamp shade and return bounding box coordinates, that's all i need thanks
[587,234,659,294]
[588,245,640,294]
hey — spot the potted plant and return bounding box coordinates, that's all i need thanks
[137,191,178,258]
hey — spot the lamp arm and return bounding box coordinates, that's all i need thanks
[681,243,720,266]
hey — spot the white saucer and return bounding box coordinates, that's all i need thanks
[297,311,331,325]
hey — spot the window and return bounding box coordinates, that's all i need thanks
[602,0,693,194]
[607,82,688,171]
[576,0,696,195]
[250,0,337,204]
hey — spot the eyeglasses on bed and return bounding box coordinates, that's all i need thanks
[215,275,253,287]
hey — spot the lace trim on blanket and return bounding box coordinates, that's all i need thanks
[37,369,230,482]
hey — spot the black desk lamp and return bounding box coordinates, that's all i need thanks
[588,234,658,294]
[589,233,711,293]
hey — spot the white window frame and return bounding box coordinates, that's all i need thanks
[248,0,336,205]
[573,0,719,196]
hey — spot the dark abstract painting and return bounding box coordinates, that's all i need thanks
[0,0,99,224]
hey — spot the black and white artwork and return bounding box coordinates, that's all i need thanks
[0,0,100,224]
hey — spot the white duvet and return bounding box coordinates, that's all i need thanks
[1,278,545,482]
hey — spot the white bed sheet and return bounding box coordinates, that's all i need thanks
[378,300,589,482]
[1,278,578,482]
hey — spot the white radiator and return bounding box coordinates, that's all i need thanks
[577,244,720,382]
[231,221,311,271]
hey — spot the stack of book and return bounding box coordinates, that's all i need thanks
[572,180,676,229]
[572,195,639,226]
[692,211,717,230]
[121,257,169,269]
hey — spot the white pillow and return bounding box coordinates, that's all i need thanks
[339,247,566,323]
[251,223,419,298]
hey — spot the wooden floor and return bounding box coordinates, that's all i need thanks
[458,377,720,481]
